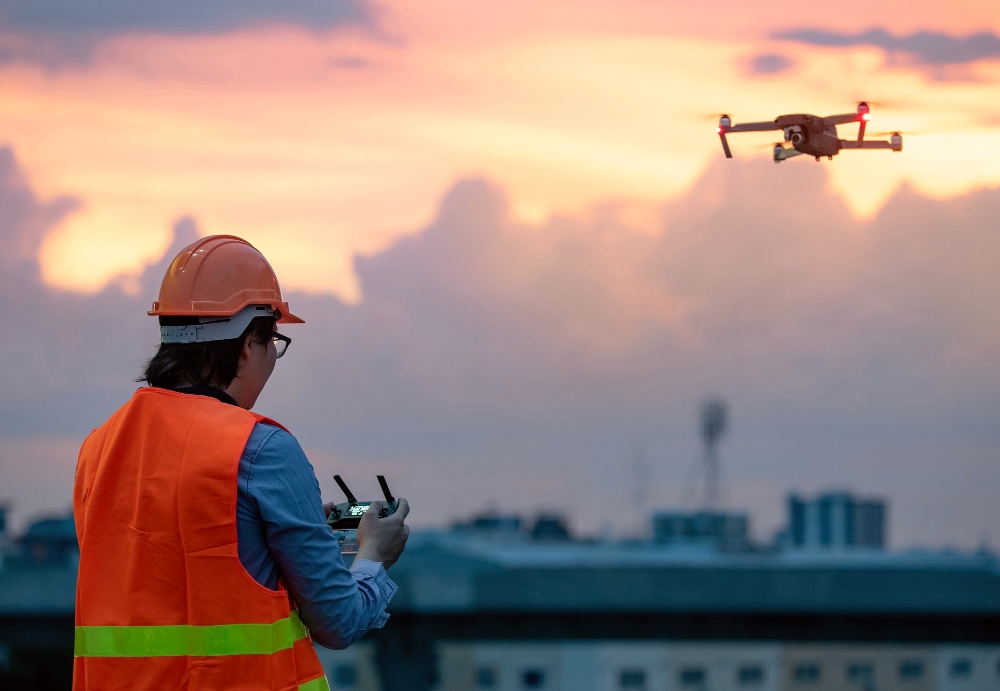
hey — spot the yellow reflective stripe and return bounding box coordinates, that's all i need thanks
[75,611,309,658]
[299,676,330,691]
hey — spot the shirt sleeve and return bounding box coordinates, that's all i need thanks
[240,423,397,650]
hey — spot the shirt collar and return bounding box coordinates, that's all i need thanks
[167,385,239,407]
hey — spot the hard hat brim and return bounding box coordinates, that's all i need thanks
[277,308,304,324]
[150,299,304,324]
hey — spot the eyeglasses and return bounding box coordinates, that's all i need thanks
[272,332,291,358]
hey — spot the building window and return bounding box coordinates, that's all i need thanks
[899,660,924,681]
[738,665,764,685]
[477,667,498,688]
[793,663,821,685]
[848,663,874,683]
[950,659,972,678]
[522,669,546,688]
[679,667,706,687]
[332,664,357,688]
[619,669,646,689]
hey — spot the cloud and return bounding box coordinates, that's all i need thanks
[0,148,78,275]
[746,53,794,75]
[244,162,1000,546]
[0,148,198,435]
[0,0,370,67]
[0,0,367,34]
[1,145,999,547]
[775,28,1000,66]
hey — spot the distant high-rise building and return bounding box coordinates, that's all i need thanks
[787,491,887,551]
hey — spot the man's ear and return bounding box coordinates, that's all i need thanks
[235,335,254,374]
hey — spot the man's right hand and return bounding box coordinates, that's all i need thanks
[355,498,410,568]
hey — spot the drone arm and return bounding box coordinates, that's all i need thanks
[774,146,803,162]
[839,139,900,151]
[726,121,780,133]
[718,130,732,158]
[822,113,860,126]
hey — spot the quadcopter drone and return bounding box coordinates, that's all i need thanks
[717,102,902,163]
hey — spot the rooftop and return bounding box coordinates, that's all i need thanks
[382,531,1000,616]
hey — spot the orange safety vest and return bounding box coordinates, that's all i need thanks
[73,387,329,691]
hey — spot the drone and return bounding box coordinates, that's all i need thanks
[717,102,902,163]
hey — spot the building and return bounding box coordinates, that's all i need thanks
[376,532,1000,691]
[429,640,1000,691]
[2,508,998,690]
[454,512,573,542]
[1,511,78,570]
[15,513,78,568]
[651,511,750,553]
[0,503,9,561]
[787,492,887,551]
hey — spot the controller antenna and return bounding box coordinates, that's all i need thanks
[333,475,358,506]
[377,475,395,504]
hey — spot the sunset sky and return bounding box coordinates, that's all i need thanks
[3,0,1000,298]
[1,0,999,546]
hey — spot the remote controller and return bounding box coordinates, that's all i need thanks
[326,475,399,555]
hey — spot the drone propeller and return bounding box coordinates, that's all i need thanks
[693,112,731,122]
[851,99,907,110]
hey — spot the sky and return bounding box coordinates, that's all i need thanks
[0,0,999,547]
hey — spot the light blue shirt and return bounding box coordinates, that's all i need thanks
[236,423,396,650]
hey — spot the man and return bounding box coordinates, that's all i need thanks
[73,235,409,690]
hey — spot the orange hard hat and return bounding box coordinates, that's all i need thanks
[149,235,303,324]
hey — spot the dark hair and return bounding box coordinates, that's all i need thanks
[140,316,275,389]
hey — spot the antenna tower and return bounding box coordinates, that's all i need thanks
[700,399,728,508]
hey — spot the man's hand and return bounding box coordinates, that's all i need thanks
[355,498,410,569]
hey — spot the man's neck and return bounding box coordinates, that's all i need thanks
[168,384,240,408]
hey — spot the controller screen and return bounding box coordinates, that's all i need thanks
[347,504,370,516]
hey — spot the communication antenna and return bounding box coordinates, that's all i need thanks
[700,399,728,509]
[632,444,648,538]
[333,475,358,506]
